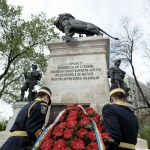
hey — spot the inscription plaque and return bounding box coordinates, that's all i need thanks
[50,61,101,81]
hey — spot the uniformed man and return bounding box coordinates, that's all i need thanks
[102,85,138,150]
[1,87,52,150]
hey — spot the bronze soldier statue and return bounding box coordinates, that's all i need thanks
[20,64,42,101]
[108,59,130,97]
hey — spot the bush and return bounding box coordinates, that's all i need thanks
[0,119,8,131]
[139,126,150,149]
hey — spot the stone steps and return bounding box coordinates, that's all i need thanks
[136,138,149,150]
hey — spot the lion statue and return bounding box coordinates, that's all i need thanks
[54,13,119,42]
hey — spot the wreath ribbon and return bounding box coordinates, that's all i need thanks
[78,105,105,150]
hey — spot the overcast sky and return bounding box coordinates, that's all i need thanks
[1,0,150,118]
[5,0,150,83]
[6,0,149,32]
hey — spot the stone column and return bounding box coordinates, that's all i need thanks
[0,102,28,147]
[43,36,110,114]
[6,102,28,131]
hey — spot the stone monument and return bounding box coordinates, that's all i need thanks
[42,36,110,115]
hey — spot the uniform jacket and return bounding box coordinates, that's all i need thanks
[102,103,138,150]
[1,98,48,150]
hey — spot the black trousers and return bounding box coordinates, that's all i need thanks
[1,136,30,150]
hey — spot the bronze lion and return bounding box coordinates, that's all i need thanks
[54,13,119,42]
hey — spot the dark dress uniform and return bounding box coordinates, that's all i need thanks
[102,103,138,150]
[1,98,48,150]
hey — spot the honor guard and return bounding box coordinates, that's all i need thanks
[102,85,138,150]
[1,87,52,150]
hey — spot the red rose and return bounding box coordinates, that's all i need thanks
[67,111,78,121]
[91,116,99,124]
[101,133,111,139]
[52,128,63,137]
[95,113,101,120]
[41,139,53,150]
[64,129,74,139]
[97,125,104,132]
[74,106,80,111]
[53,139,66,149]
[79,117,91,126]
[67,115,77,121]
[71,138,85,150]
[61,148,71,150]
[87,142,98,150]
[57,122,67,129]
[66,120,77,128]
[85,107,95,115]
[77,128,88,138]
[81,113,87,118]
[69,110,78,116]
[87,131,96,141]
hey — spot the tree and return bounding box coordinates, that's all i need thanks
[110,17,150,148]
[110,17,150,109]
[138,110,150,148]
[0,0,59,103]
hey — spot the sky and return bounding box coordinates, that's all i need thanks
[1,0,150,118]
[7,0,149,81]
[5,0,150,82]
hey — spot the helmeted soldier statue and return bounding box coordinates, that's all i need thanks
[20,64,42,101]
[108,59,130,97]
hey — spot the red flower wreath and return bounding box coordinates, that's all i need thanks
[37,104,112,150]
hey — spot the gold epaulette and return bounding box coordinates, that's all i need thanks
[40,103,48,106]
[28,98,48,118]
[28,101,39,118]
[119,142,135,149]
[10,131,28,136]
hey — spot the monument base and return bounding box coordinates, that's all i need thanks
[0,131,9,148]
[43,36,110,114]
[136,138,149,150]
[6,102,28,131]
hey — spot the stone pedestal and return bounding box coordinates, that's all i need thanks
[0,102,28,147]
[6,102,28,131]
[136,138,149,150]
[43,36,110,114]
